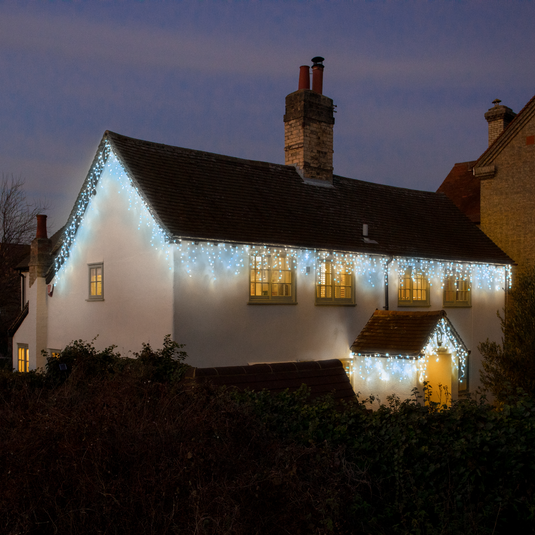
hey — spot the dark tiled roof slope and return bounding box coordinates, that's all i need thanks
[437,161,480,224]
[184,359,355,402]
[351,310,446,356]
[106,131,511,264]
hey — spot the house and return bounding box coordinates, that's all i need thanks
[12,58,512,401]
[438,94,535,271]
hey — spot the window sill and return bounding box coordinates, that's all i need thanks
[248,301,298,305]
[315,302,356,307]
[86,298,105,302]
[398,302,431,307]
[443,303,472,308]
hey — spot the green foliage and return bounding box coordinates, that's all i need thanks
[45,338,121,384]
[479,266,535,401]
[2,341,535,533]
[132,334,188,383]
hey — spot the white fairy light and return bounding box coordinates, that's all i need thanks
[50,142,512,297]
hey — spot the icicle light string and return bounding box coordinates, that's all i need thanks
[352,317,468,385]
[52,145,512,294]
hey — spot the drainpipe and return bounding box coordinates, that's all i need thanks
[384,256,393,310]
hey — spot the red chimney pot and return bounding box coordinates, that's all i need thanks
[311,56,324,94]
[298,65,310,90]
[35,214,48,240]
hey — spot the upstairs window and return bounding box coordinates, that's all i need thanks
[17,344,29,373]
[398,268,430,306]
[88,263,104,301]
[316,260,355,305]
[443,276,471,307]
[249,255,295,303]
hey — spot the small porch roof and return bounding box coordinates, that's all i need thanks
[350,310,467,358]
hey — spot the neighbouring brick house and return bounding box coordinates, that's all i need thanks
[12,59,512,401]
[438,95,535,271]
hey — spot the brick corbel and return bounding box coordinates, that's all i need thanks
[473,165,496,180]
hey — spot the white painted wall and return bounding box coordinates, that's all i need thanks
[172,251,382,368]
[172,254,505,398]
[15,157,175,361]
[12,277,47,370]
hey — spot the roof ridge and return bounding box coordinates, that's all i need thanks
[105,130,290,171]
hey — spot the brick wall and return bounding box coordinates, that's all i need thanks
[284,90,334,182]
[480,118,535,269]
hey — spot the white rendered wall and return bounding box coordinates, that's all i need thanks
[172,251,382,368]
[173,255,505,398]
[12,276,48,371]
[45,157,174,357]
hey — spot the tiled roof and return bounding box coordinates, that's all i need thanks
[104,131,512,265]
[437,161,480,224]
[350,310,447,356]
[183,359,356,402]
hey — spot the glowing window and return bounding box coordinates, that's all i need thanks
[17,345,29,373]
[443,276,471,307]
[398,268,430,306]
[88,263,104,300]
[249,255,295,303]
[316,260,355,305]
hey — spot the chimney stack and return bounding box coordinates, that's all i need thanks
[29,214,52,287]
[484,99,516,147]
[284,57,335,183]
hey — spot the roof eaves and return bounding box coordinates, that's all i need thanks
[105,132,173,242]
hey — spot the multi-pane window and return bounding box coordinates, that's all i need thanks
[88,263,104,300]
[249,255,295,303]
[17,345,29,373]
[398,268,430,306]
[443,277,471,307]
[316,261,354,305]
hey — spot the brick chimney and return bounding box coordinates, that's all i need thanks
[29,215,52,287]
[284,57,335,183]
[484,99,516,147]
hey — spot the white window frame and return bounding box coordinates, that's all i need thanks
[17,344,29,373]
[398,267,430,307]
[443,276,471,307]
[249,254,296,304]
[88,263,104,301]
[315,259,355,306]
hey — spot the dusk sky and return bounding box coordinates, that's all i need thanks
[1,1,534,233]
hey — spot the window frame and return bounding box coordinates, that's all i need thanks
[443,276,471,307]
[398,267,430,307]
[315,259,356,306]
[17,344,29,373]
[249,254,296,304]
[88,263,104,301]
